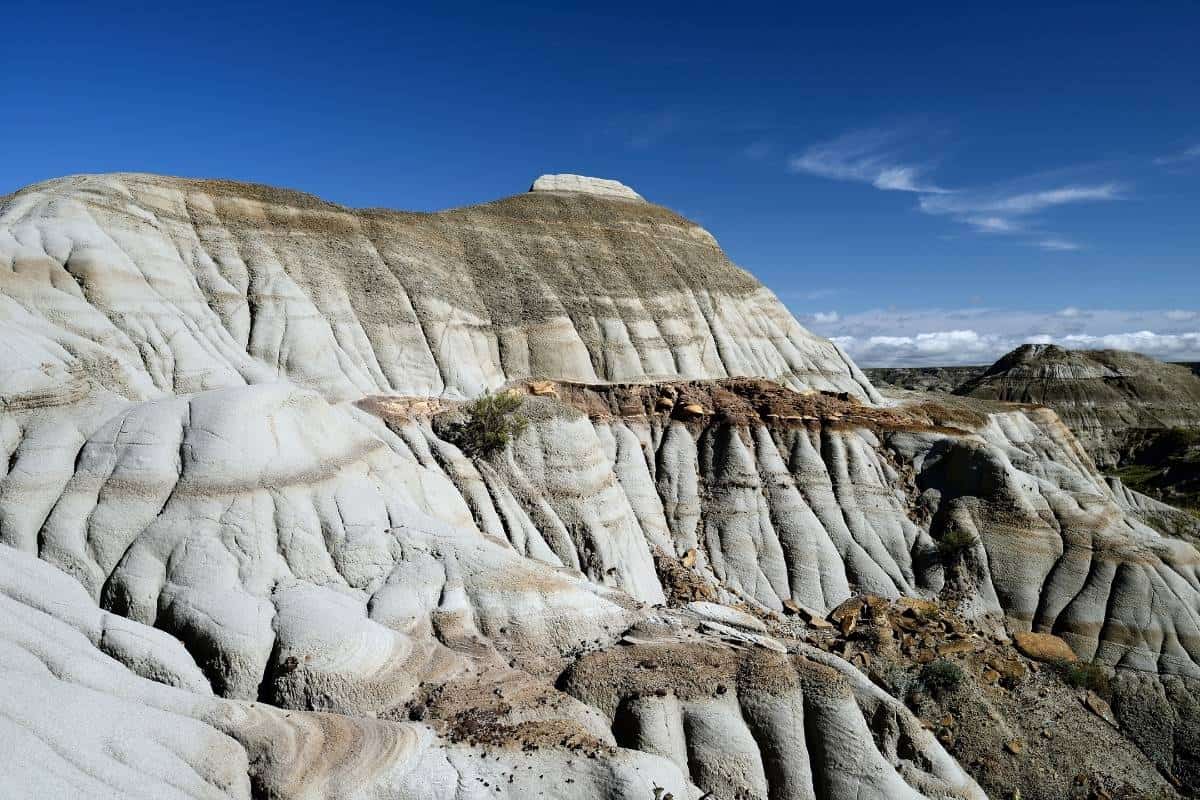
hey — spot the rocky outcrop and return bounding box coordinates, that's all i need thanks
[955,344,1200,469]
[530,173,645,201]
[1013,631,1077,663]
[1,174,1197,798]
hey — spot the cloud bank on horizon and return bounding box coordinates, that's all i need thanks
[798,306,1200,367]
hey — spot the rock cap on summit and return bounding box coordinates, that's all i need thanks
[529,173,644,201]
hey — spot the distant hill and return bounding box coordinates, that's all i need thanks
[864,365,988,393]
[866,358,1200,395]
[869,347,1200,520]
[960,345,1200,522]
[954,344,1200,468]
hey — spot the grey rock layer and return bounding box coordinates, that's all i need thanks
[956,344,1200,468]
[0,173,1195,799]
[0,172,877,403]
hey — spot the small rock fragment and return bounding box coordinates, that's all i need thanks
[1083,691,1117,726]
[527,380,558,397]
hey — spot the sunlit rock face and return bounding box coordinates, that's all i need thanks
[0,172,877,403]
[0,173,1196,799]
[957,343,1200,468]
[529,173,645,201]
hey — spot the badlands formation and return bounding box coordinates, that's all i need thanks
[1,172,1198,799]
[865,365,989,395]
[955,346,1200,539]
[955,344,1200,470]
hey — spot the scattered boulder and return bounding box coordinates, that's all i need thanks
[1013,632,1077,664]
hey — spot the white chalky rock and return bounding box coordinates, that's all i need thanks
[530,173,645,200]
[0,172,878,403]
[1,171,1196,798]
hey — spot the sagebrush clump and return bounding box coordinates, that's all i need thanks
[919,659,965,693]
[878,664,918,699]
[450,392,528,457]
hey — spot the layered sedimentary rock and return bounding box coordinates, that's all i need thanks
[1,173,1197,798]
[955,344,1200,468]
[0,171,876,403]
[529,174,645,201]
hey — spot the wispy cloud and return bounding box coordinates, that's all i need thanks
[919,183,1121,216]
[788,126,1126,251]
[966,215,1020,234]
[787,129,950,194]
[1037,238,1082,252]
[1154,143,1200,168]
[917,182,1120,250]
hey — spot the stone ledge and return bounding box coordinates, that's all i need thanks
[529,173,643,201]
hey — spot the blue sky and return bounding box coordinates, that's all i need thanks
[3,1,1198,364]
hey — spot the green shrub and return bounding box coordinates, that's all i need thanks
[450,392,527,457]
[937,528,978,562]
[1057,660,1109,693]
[878,664,918,699]
[919,659,965,693]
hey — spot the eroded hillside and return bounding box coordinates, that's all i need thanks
[1,174,1197,799]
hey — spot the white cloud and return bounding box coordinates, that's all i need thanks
[788,128,949,194]
[832,329,1200,367]
[872,166,938,193]
[1037,238,1082,251]
[1059,330,1200,354]
[811,311,840,323]
[1154,144,1200,167]
[918,183,1121,250]
[918,183,1122,217]
[787,127,1123,250]
[800,306,1200,366]
[966,215,1020,234]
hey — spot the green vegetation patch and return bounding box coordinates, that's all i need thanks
[447,392,528,457]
